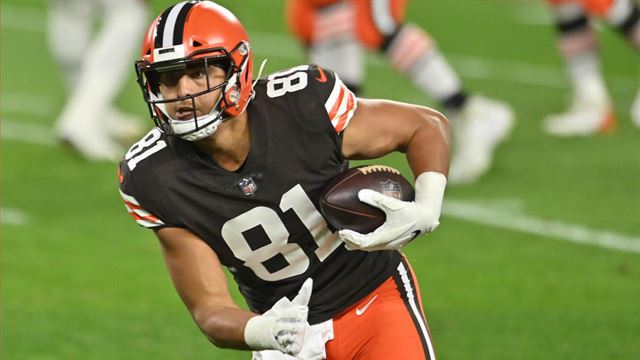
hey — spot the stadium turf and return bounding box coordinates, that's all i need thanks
[2,1,638,359]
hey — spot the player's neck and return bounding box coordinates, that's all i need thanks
[194,112,251,172]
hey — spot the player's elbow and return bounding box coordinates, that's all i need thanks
[418,107,449,134]
[392,106,450,154]
[197,314,235,349]
[192,305,243,350]
[206,334,233,349]
[410,106,450,146]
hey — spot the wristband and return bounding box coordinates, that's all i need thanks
[415,172,447,225]
[244,315,276,350]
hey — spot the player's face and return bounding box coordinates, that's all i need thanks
[158,64,227,121]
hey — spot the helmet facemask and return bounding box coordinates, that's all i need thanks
[135,42,251,141]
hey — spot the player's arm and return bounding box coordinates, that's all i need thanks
[339,99,450,251]
[155,227,254,348]
[154,227,312,355]
[342,98,450,176]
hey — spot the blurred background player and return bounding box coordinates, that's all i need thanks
[48,0,149,161]
[544,0,640,136]
[286,0,515,185]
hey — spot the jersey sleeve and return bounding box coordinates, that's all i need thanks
[118,156,176,230]
[119,187,165,228]
[309,64,358,134]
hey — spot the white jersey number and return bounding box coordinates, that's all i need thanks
[125,128,167,171]
[221,184,341,281]
[266,65,309,98]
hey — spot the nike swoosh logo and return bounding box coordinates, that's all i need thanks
[315,66,327,83]
[355,294,378,316]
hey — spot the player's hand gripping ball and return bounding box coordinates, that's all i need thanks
[319,165,415,234]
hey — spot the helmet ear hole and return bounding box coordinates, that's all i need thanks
[192,40,203,47]
[227,89,239,105]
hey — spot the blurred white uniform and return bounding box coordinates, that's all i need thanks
[286,0,514,185]
[544,0,640,136]
[48,0,148,161]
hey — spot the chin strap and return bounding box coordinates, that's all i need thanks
[252,58,268,91]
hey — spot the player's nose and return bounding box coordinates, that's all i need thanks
[176,75,195,98]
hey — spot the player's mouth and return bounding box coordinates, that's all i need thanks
[175,106,196,121]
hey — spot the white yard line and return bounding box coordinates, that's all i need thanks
[510,2,553,26]
[510,2,606,32]
[1,92,57,117]
[1,119,56,146]
[444,199,640,254]
[1,208,29,226]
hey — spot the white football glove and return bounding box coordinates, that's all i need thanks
[338,172,447,252]
[245,279,324,359]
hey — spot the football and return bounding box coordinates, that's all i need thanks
[319,165,415,234]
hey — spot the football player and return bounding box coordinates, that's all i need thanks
[286,0,514,185]
[119,1,449,359]
[544,0,640,135]
[49,0,148,161]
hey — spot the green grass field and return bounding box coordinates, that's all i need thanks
[2,1,639,359]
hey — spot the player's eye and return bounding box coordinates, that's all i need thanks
[157,71,183,87]
[187,69,206,79]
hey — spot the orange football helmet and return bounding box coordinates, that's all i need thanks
[135,0,254,141]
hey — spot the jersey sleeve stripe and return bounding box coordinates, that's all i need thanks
[324,72,344,115]
[323,72,357,133]
[334,91,357,133]
[122,199,160,221]
[328,87,346,120]
[119,189,165,228]
[329,85,357,133]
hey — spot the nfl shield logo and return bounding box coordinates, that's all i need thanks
[380,179,402,200]
[238,177,257,196]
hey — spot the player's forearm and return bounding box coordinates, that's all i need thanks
[193,305,257,350]
[405,107,450,178]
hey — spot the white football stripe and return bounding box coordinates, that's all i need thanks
[1,208,28,226]
[1,119,56,146]
[443,199,640,254]
[2,92,57,116]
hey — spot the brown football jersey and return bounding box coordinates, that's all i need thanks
[119,65,401,324]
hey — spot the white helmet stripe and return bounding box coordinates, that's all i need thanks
[162,2,189,48]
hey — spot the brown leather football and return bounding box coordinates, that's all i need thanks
[319,165,415,234]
